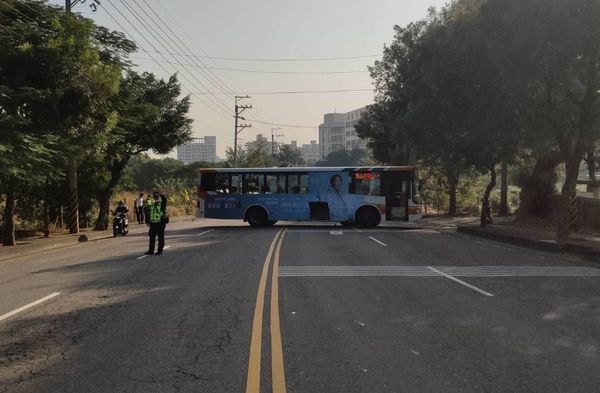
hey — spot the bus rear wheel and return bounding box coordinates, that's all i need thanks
[246,207,269,227]
[356,206,381,228]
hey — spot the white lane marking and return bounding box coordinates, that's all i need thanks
[279,265,600,277]
[330,231,343,235]
[0,292,61,322]
[427,267,494,297]
[163,245,171,250]
[409,349,420,355]
[369,236,387,247]
[353,228,363,233]
[197,229,216,237]
[137,255,148,260]
[491,244,513,251]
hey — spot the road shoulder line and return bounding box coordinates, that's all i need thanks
[0,292,61,322]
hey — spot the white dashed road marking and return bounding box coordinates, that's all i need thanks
[427,266,494,297]
[0,292,61,322]
[369,236,388,247]
[197,229,216,237]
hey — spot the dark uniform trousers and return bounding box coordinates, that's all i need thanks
[148,222,166,253]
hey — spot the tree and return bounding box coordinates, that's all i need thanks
[480,0,600,241]
[94,72,192,230]
[45,8,123,234]
[224,142,275,168]
[275,145,305,167]
[315,148,366,167]
[0,1,67,245]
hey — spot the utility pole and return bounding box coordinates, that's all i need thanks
[234,95,252,167]
[64,0,99,234]
[66,0,100,13]
[271,127,283,157]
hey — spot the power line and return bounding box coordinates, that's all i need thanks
[140,0,286,147]
[129,56,368,74]
[142,49,380,62]
[112,0,233,114]
[104,0,232,119]
[191,88,374,95]
[101,2,235,146]
[137,0,237,97]
[248,119,317,129]
[145,0,305,141]
[123,1,324,144]
[0,0,54,32]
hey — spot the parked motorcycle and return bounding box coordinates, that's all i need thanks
[112,211,129,237]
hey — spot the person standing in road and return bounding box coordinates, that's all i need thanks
[145,191,168,256]
[134,193,144,224]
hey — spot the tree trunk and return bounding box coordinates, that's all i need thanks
[517,151,561,219]
[2,187,16,246]
[66,159,79,234]
[94,158,129,231]
[95,191,111,231]
[480,165,497,227]
[448,175,458,216]
[499,162,509,216]
[556,156,582,244]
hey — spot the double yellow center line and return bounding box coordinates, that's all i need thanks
[245,228,288,393]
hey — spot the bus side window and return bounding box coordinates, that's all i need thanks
[350,172,381,196]
[299,175,309,194]
[278,175,286,193]
[265,175,278,194]
[215,173,229,194]
[230,174,241,194]
[243,174,263,194]
[201,173,217,192]
[288,175,299,194]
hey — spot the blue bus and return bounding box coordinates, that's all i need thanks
[196,166,422,228]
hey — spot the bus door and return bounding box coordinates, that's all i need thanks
[383,172,409,221]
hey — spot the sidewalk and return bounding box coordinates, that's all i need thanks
[0,215,196,263]
[457,223,600,261]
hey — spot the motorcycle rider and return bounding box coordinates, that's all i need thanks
[113,200,129,235]
[115,200,129,216]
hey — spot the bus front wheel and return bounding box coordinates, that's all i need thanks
[246,207,268,227]
[356,206,381,228]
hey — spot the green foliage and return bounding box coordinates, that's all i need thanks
[224,144,275,168]
[275,145,305,167]
[315,149,366,167]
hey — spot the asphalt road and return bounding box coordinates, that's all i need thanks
[0,220,599,393]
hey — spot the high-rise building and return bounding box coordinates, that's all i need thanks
[176,136,217,164]
[318,106,367,159]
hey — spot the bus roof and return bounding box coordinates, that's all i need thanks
[197,166,416,173]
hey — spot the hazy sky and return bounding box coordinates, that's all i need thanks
[50,0,448,157]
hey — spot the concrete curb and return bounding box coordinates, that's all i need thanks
[457,226,600,262]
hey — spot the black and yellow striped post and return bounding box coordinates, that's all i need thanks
[569,193,578,232]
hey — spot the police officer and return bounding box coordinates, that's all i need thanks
[145,191,168,255]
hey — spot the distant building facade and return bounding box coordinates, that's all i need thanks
[246,134,277,156]
[176,136,217,164]
[288,140,320,166]
[318,106,367,159]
